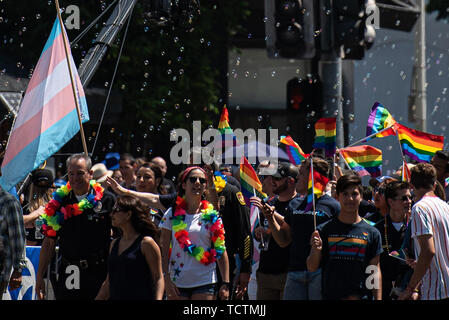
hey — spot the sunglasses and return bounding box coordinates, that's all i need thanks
[188,176,207,184]
[395,195,412,202]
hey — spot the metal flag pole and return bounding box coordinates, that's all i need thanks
[345,125,394,148]
[253,187,265,249]
[311,157,317,230]
[55,0,89,156]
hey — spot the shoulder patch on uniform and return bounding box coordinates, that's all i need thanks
[236,191,246,206]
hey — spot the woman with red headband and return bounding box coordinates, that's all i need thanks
[160,166,230,300]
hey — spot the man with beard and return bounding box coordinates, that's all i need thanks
[257,157,340,300]
[251,162,302,300]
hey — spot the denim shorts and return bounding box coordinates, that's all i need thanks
[177,283,217,298]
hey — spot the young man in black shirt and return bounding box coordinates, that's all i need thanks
[307,174,383,300]
[374,180,413,299]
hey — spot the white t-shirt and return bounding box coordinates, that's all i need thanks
[411,195,449,300]
[160,207,222,288]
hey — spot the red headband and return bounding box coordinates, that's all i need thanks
[181,166,206,183]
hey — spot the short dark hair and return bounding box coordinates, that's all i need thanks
[336,174,363,195]
[410,163,437,190]
[434,150,449,173]
[384,180,410,206]
[302,157,330,178]
[362,185,373,201]
[120,153,136,164]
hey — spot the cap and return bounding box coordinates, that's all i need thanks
[31,169,54,188]
[92,163,113,183]
[272,162,299,180]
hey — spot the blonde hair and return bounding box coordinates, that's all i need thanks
[28,183,53,211]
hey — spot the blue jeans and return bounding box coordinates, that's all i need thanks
[283,269,322,300]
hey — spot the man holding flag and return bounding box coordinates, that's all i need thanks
[250,162,301,300]
[258,157,340,300]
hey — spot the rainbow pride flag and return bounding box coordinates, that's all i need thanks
[395,123,444,163]
[279,135,309,165]
[217,105,237,149]
[240,156,267,206]
[401,159,411,182]
[313,118,336,157]
[339,145,382,178]
[366,102,398,139]
[304,161,329,212]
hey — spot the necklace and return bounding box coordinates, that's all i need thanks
[384,215,406,255]
[41,180,104,237]
[171,196,225,265]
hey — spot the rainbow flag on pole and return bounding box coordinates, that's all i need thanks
[395,123,444,163]
[279,135,309,165]
[366,102,397,139]
[304,161,329,212]
[240,156,267,206]
[0,18,89,191]
[401,159,411,182]
[217,105,237,149]
[339,145,382,178]
[313,118,336,157]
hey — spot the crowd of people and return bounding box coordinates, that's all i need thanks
[0,148,449,301]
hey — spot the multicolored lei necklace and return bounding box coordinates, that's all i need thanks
[41,180,104,237]
[171,196,225,266]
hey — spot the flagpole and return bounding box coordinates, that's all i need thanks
[345,125,394,148]
[311,158,317,230]
[253,187,265,249]
[55,0,89,156]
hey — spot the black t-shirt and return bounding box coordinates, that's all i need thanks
[374,215,412,284]
[284,194,340,272]
[317,217,383,300]
[257,195,302,274]
[358,199,376,218]
[50,189,116,260]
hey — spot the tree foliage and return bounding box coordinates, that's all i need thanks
[426,0,449,20]
[0,0,250,162]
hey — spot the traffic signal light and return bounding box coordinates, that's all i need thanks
[333,0,377,60]
[265,0,317,59]
[287,75,322,115]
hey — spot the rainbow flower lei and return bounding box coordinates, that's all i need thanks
[41,180,104,237]
[171,196,225,266]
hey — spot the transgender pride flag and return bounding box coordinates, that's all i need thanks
[0,18,89,191]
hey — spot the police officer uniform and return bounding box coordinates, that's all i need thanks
[217,181,253,294]
[49,188,115,300]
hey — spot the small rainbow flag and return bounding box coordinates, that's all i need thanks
[217,105,237,149]
[313,118,336,157]
[279,135,309,165]
[339,145,382,178]
[401,159,411,182]
[389,249,407,262]
[304,160,329,212]
[395,123,444,163]
[366,102,398,139]
[240,156,267,206]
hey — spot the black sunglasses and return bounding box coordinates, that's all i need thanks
[188,176,207,184]
[395,195,412,202]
